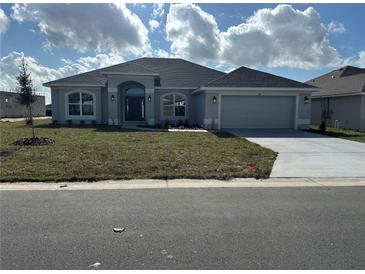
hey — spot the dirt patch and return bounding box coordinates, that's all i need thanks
[12,137,55,146]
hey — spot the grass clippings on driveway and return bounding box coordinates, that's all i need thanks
[0,120,277,182]
[308,125,365,143]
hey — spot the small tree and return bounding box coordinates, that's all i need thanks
[16,57,36,138]
[320,97,331,132]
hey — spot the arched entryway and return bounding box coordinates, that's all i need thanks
[118,81,145,122]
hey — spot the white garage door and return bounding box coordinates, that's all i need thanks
[221,95,295,129]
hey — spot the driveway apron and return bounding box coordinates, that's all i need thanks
[229,129,365,177]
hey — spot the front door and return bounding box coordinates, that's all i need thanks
[125,96,145,121]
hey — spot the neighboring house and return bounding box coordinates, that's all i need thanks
[46,104,52,116]
[307,66,365,131]
[43,57,317,129]
[0,91,46,118]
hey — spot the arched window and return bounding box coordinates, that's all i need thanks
[67,91,95,117]
[162,94,186,118]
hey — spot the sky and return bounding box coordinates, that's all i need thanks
[1,3,365,104]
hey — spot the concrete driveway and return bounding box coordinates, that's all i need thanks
[229,129,365,178]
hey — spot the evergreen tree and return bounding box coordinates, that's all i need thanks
[16,57,36,138]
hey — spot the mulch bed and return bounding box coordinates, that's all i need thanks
[12,137,55,146]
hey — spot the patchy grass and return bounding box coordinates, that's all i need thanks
[0,119,277,182]
[308,125,365,143]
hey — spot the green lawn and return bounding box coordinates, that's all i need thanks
[0,119,276,182]
[308,125,365,143]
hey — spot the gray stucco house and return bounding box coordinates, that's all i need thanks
[307,66,365,131]
[43,57,316,129]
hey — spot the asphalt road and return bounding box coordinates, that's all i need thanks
[1,187,365,269]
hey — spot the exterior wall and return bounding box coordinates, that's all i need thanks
[51,88,60,122]
[51,86,103,124]
[361,95,365,132]
[190,91,219,129]
[297,93,312,129]
[311,95,362,131]
[310,97,322,126]
[0,91,45,118]
[204,93,219,129]
[192,92,205,126]
[100,87,108,124]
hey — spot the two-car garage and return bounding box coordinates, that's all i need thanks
[199,66,315,130]
[220,95,296,129]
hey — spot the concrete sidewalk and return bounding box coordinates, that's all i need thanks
[0,116,50,122]
[1,177,364,191]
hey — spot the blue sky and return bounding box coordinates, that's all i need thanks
[1,3,364,103]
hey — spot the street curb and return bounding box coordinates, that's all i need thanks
[1,178,365,191]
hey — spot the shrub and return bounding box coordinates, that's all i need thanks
[25,118,33,126]
[320,121,326,132]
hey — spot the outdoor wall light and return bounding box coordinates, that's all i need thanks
[212,96,217,104]
[148,95,152,102]
[111,94,115,102]
[304,96,309,104]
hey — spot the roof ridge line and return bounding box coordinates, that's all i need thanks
[241,66,314,87]
[200,67,239,87]
[172,58,226,75]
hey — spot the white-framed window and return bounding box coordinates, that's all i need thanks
[66,91,95,118]
[161,93,186,118]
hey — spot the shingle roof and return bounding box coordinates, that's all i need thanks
[44,58,313,89]
[204,66,313,88]
[100,61,158,75]
[44,57,225,88]
[130,58,225,87]
[306,66,365,96]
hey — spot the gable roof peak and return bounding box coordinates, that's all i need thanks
[329,65,365,78]
[204,64,312,88]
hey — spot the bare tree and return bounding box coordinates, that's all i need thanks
[16,57,36,138]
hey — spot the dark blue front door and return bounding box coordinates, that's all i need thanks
[125,96,144,121]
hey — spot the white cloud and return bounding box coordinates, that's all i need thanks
[166,4,221,63]
[343,51,365,67]
[76,52,125,69]
[153,48,172,58]
[0,8,10,35]
[327,21,346,34]
[148,3,165,32]
[354,51,365,67]
[149,19,160,31]
[165,4,342,69]
[11,3,151,55]
[0,51,125,104]
[153,3,165,18]
[0,51,86,104]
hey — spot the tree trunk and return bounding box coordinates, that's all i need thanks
[28,104,35,139]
